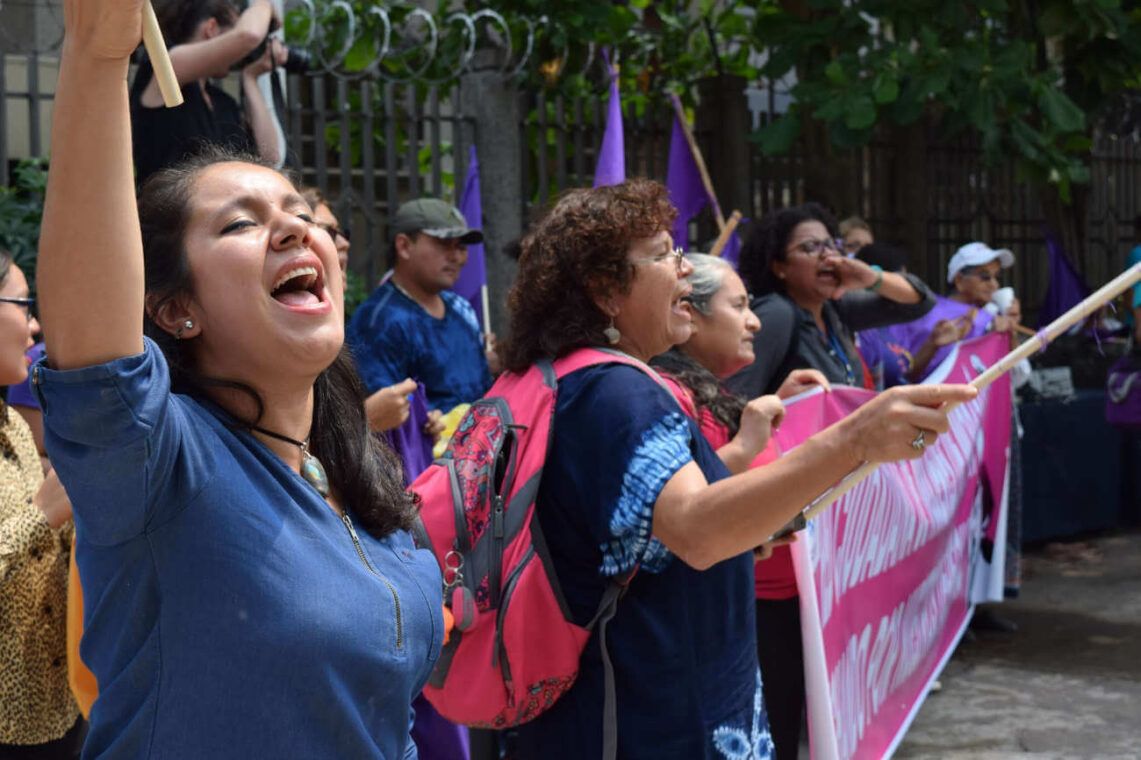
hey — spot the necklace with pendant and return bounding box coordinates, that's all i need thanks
[249,424,331,497]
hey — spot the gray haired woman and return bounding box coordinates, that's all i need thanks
[651,252,828,760]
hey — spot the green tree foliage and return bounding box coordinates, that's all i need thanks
[752,0,1141,201]
[286,0,757,104]
[0,160,48,293]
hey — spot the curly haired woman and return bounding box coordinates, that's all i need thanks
[503,180,975,759]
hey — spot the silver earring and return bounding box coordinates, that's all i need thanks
[176,319,194,340]
[603,319,621,345]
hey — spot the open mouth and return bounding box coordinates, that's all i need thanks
[270,264,326,309]
[670,288,692,320]
[816,265,840,286]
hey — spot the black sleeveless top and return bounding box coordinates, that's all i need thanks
[129,57,254,186]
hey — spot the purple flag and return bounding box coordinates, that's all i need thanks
[384,384,434,484]
[1038,229,1089,328]
[593,56,625,188]
[721,230,743,269]
[453,145,487,327]
[666,113,708,247]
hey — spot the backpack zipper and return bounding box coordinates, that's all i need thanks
[486,408,519,608]
[494,545,535,707]
[341,513,404,649]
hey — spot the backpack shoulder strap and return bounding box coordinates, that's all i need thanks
[552,347,676,397]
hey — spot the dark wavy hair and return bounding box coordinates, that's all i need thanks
[651,349,745,437]
[737,202,839,297]
[503,179,677,372]
[154,0,240,46]
[137,148,416,538]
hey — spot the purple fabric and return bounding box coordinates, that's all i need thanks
[453,145,487,328]
[395,387,470,757]
[856,328,910,389]
[593,53,625,188]
[666,112,708,247]
[411,694,470,760]
[383,384,434,484]
[1038,229,1089,328]
[884,296,994,382]
[6,343,45,408]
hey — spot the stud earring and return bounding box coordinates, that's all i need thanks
[603,318,621,345]
[176,319,195,340]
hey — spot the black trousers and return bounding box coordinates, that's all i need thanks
[756,597,805,760]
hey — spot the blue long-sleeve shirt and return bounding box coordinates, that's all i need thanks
[36,340,442,759]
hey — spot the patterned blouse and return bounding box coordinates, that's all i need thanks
[514,364,773,759]
[0,404,78,744]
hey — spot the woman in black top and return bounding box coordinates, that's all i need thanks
[729,203,936,397]
[131,0,283,184]
[728,204,937,760]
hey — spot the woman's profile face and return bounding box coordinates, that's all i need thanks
[179,162,344,389]
[313,203,350,283]
[608,230,694,360]
[0,264,37,387]
[683,268,760,379]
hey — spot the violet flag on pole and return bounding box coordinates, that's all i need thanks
[666,111,708,249]
[720,227,743,269]
[454,145,487,327]
[1038,228,1089,328]
[593,53,625,188]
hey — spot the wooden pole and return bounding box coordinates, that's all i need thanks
[142,2,184,108]
[792,261,1141,527]
[668,93,725,231]
[709,210,741,258]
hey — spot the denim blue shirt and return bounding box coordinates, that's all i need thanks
[347,281,492,412]
[35,339,443,759]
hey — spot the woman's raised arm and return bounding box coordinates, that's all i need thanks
[653,383,978,570]
[39,0,146,369]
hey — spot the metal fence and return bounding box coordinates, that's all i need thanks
[283,75,473,287]
[5,45,1141,316]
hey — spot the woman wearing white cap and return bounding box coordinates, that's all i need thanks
[894,241,1021,382]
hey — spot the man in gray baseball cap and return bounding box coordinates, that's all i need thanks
[347,197,493,419]
[391,198,484,246]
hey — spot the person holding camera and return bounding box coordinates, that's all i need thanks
[130,0,285,184]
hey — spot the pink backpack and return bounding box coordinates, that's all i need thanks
[410,348,665,743]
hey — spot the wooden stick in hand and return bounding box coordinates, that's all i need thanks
[709,210,742,258]
[794,261,1141,526]
[142,1,183,108]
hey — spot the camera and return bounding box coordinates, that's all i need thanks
[231,33,313,74]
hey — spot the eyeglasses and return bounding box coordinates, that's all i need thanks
[0,296,35,322]
[631,246,686,271]
[317,222,350,244]
[787,238,842,258]
[961,268,1001,283]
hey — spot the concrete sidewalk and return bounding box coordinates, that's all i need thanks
[895,530,1141,758]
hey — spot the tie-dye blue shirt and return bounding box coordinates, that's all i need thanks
[515,363,773,760]
[348,281,492,412]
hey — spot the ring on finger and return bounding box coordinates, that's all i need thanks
[911,430,927,452]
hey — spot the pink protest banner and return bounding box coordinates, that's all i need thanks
[773,333,1013,759]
